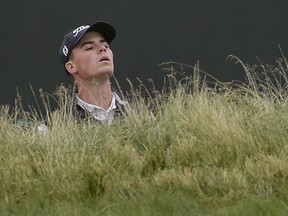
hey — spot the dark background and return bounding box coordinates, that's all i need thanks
[1,0,288,109]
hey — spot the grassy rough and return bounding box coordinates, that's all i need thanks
[1,57,288,215]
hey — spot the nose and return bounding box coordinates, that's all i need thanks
[98,44,107,53]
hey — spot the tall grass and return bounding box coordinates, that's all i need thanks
[1,54,288,215]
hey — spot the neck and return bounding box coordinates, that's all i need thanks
[76,79,113,110]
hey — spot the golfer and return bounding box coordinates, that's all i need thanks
[59,21,127,124]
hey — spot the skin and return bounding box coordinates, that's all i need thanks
[65,32,114,110]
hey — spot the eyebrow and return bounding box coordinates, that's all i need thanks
[80,39,108,48]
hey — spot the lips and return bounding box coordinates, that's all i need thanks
[99,56,110,62]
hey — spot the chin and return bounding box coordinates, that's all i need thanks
[94,70,114,80]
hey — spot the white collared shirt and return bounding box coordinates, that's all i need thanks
[76,92,127,124]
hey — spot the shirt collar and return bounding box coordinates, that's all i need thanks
[76,93,116,113]
[76,91,127,112]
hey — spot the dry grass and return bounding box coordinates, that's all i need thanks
[1,55,288,215]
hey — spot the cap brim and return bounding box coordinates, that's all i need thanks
[87,21,116,44]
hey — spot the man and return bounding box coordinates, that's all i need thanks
[59,21,127,124]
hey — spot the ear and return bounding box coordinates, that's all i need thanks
[65,61,77,75]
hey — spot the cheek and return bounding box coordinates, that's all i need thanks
[75,55,93,69]
[109,50,113,60]
[110,51,114,68]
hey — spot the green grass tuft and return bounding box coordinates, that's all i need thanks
[1,56,288,215]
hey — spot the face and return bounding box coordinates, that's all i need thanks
[66,32,114,81]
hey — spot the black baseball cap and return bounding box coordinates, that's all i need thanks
[59,21,116,73]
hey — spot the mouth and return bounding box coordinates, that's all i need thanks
[99,56,110,62]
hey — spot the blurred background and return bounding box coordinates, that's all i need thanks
[1,0,288,110]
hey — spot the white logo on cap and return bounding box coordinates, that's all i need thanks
[73,25,89,37]
[62,45,68,56]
